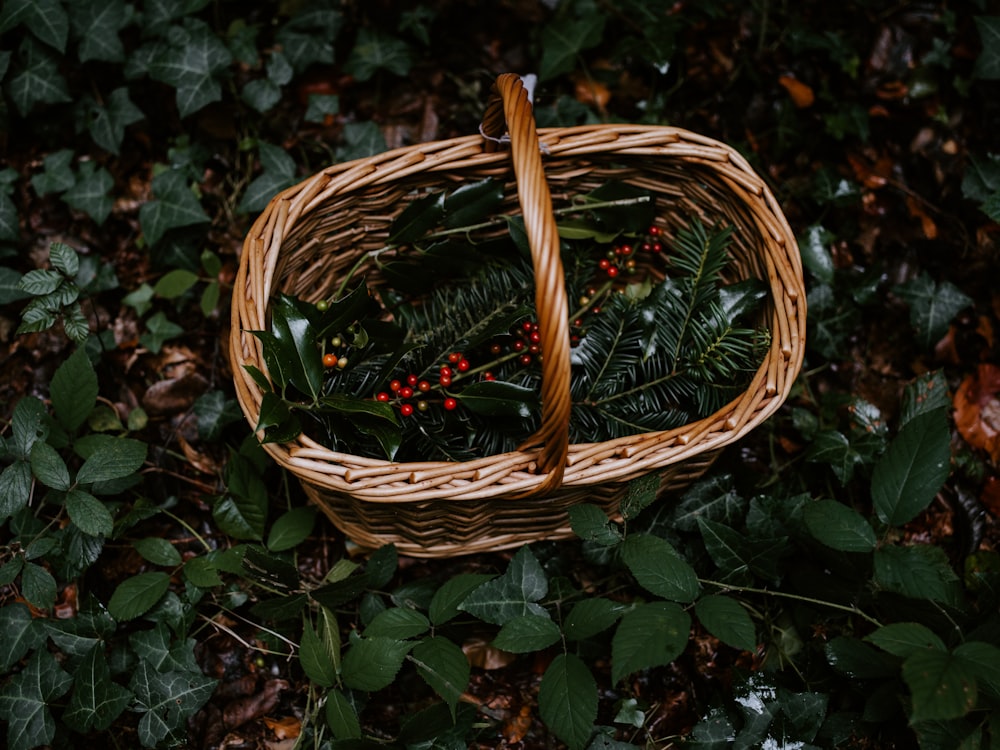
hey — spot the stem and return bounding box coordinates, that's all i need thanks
[160,509,214,552]
[699,578,884,628]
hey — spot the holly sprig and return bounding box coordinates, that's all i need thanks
[247,180,768,461]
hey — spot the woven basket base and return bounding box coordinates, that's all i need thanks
[304,449,721,557]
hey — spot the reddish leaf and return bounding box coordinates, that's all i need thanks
[954,364,1000,463]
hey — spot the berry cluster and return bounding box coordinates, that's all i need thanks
[488,319,542,367]
[596,224,664,280]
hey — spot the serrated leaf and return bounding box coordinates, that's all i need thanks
[139,168,211,246]
[62,645,131,732]
[564,598,629,642]
[0,461,32,519]
[29,440,70,490]
[803,499,877,552]
[0,649,72,750]
[866,622,946,658]
[621,533,700,603]
[18,268,65,295]
[428,573,495,625]
[411,637,470,720]
[459,546,548,626]
[364,607,430,640]
[134,537,183,567]
[129,660,216,747]
[5,36,70,116]
[21,562,57,611]
[903,648,977,723]
[340,636,413,692]
[568,503,622,546]
[872,408,951,526]
[954,641,1000,698]
[539,653,597,750]
[825,636,902,679]
[974,17,1000,80]
[539,15,606,82]
[343,27,412,82]
[75,436,146,485]
[65,488,114,537]
[492,615,562,653]
[695,595,757,651]
[62,302,90,342]
[108,571,171,620]
[873,544,960,604]
[325,688,361,740]
[612,602,690,685]
[300,617,337,688]
[0,604,45,672]
[50,346,97,433]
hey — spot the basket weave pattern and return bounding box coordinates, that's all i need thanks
[230,75,806,557]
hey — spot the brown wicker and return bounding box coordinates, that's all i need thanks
[229,74,806,557]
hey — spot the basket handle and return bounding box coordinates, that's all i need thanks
[481,73,571,496]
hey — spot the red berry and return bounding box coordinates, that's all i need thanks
[407,373,418,386]
[651,242,663,253]
[519,354,532,366]
[513,340,525,351]
[483,372,495,381]
[522,321,534,332]
[439,374,452,387]
[376,392,390,402]
[607,266,620,278]
[620,244,633,255]
[529,344,540,354]
[400,386,414,399]
[649,225,660,235]
[389,379,402,392]
[417,380,431,392]
[443,397,458,411]
[439,366,453,378]
[529,331,541,343]
[457,359,470,372]
[400,403,414,416]
[490,343,503,355]
[598,258,611,269]
[448,352,462,363]
[323,353,338,368]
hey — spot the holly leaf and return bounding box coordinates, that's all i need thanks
[0,649,73,750]
[388,190,446,244]
[139,169,211,246]
[456,380,539,418]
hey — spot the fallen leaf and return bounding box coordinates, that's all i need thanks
[223,679,290,730]
[462,637,517,670]
[571,73,611,109]
[503,704,533,744]
[954,364,1000,464]
[906,194,938,239]
[142,371,210,415]
[778,75,814,108]
[980,475,1000,518]
[263,716,301,740]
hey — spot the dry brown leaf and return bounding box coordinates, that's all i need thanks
[778,75,814,108]
[263,716,301,740]
[462,637,517,670]
[503,705,533,744]
[571,73,611,109]
[954,364,1000,464]
[141,372,210,416]
[906,194,938,239]
[223,679,290,730]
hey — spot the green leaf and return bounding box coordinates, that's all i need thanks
[304,93,339,124]
[5,36,70,115]
[564,598,629,641]
[492,615,562,653]
[87,87,144,154]
[873,544,960,604]
[364,607,430,640]
[456,380,539,418]
[215,457,268,540]
[0,604,45,672]
[139,168,211,246]
[0,461,32,519]
[805,430,864,484]
[803,499,877,552]
[411,637,470,720]
[974,17,1000,79]
[134,537,183,567]
[153,268,199,299]
[336,121,387,161]
[29,440,70,491]
[183,556,223,588]
[239,142,298,213]
[900,371,951,427]
[193,390,242,442]
[695,596,757,651]
[11,396,49,458]
[902,649,977,723]
[300,616,337,688]
[621,533,700,603]
[799,224,835,284]
[70,0,129,62]
[824,636,902,679]
[65,488,115,537]
[443,177,505,229]
[50,346,98,432]
[21,561,57,611]
[62,645,132,732]
[20,0,69,52]
[148,17,233,117]
[18,268,65,295]
[620,472,661,520]
[63,162,113,224]
[697,518,750,584]
[894,273,972,350]
[388,190,447,244]
[872,408,951,526]
[0,649,73,750]
[611,602,690,684]
[539,18,604,81]
[865,623,946,658]
[266,506,316,552]
[539,653,598,750]
[62,302,90,342]
[954,641,1000,698]
[241,78,281,112]
[47,240,79,276]
[568,503,622,546]
[428,573,494,625]
[325,688,362,740]
[129,660,216,747]
[139,310,185,353]
[265,293,324,402]
[459,546,548,626]
[108,571,171,620]
[343,27,412,81]
[75,436,147,485]
[340,636,413,692]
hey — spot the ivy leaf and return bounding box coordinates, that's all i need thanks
[459,546,548,626]
[0,649,73,750]
[694,595,757,651]
[805,430,864,484]
[241,78,281,113]
[343,27,412,82]
[87,87,144,154]
[894,273,972,350]
[538,15,606,82]
[8,0,69,53]
[31,148,75,195]
[697,518,751,585]
[803,498,877,552]
[611,602,690,684]
[492,615,562,653]
[0,172,20,241]
[108,571,171,621]
[539,653,598,750]
[621,532,700,603]
[62,162,114,225]
[336,121,387,162]
[148,18,233,117]
[872,408,951,526]
[798,224,835,284]
[974,17,1000,80]
[5,36,70,116]
[69,0,130,62]
[140,310,185,353]
[0,604,45,672]
[139,168,211,246]
[411,637,470,720]
[62,645,132,733]
[275,7,340,73]
[305,93,339,124]
[239,141,298,213]
[340,636,413,692]
[129,660,216,747]
[456,380,539,418]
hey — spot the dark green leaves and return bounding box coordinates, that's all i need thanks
[459,546,548,625]
[456,380,538,418]
[803,499,877,552]
[340,636,413,692]
[410,637,470,719]
[539,654,598,750]
[239,142,297,214]
[129,657,216,747]
[343,27,412,81]
[0,649,73,750]
[6,37,70,115]
[974,16,1000,79]
[108,572,171,621]
[893,272,972,350]
[147,17,233,117]
[611,602,691,684]
[538,15,606,81]
[62,645,131,733]
[621,533,699,603]
[139,168,211,246]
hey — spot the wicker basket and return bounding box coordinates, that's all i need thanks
[229,74,806,557]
